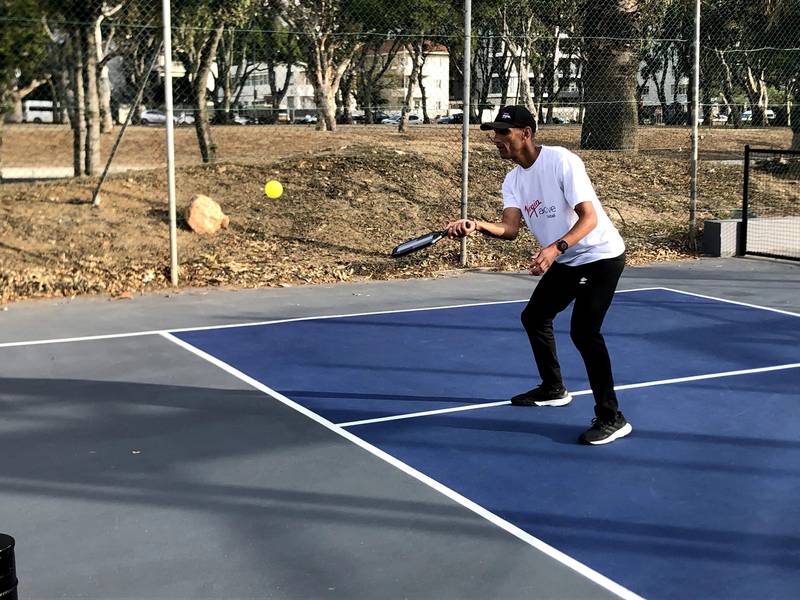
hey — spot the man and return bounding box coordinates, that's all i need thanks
[446,105,630,445]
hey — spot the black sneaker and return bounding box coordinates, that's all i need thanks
[511,384,572,407]
[579,414,632,445]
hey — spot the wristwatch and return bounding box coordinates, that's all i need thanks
[556,239,569,254]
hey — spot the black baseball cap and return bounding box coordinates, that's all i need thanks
[480,105,537,132]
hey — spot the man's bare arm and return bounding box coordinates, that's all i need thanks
[447,208,522,240]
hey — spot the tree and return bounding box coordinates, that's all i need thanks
[0,0,48,180]
[354,38,402,124]
[637,0,678,122]
[102,0,161,126]
[496,0,546,120]
[537,0,579,124]
[580,0,641,151]
[1,0,48,124]
[765,0,800,148]
[39,0,111,176]
[285,0,363,131]
[391,0,455,132]
[174,0,253,161]
[258,3,302,120]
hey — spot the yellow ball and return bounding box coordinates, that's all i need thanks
[264,180,283,199]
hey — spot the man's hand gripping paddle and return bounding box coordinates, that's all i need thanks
[390,220,474,258]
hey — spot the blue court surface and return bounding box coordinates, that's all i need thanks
[172,287,800,599]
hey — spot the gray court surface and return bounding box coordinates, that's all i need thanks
[1,257,798,599]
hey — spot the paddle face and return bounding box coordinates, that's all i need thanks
[391,230,447,258]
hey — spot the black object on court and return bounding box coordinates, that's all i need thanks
[391,230,448,258]
[0,534,17,600]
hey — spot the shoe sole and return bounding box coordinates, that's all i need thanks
[583,422,633,445]
[511,393,572,407]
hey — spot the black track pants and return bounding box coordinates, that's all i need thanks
[520,253,625,420]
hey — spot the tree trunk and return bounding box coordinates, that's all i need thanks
[311,40,333,131]
[507,44,537,118]
[497,43,512,108]
[311,83,327,130]
[701,86,712,125]
[308,37,360,132]
[716,50,741,127]
[95,17,114,132]
[544,27,561,123]
[0,118,5,183]
[268,63,293,112]
[310,62,339,131]
[791,102,800,151]
[321,85,337,131]
[473,32,494,121]
[49,74,69,124]
[580,0,639,151]
[399,41,423,133]
[70,28,86,176]
[10,97,23,123]
[519,58,538,118]
[217,29,234,124]
[417,52,431,124]
[9,80,45,123]
[361,82,376,124]
[654,62,668,118]
[193,24,224,162]
[743,60,769,127]
[97,64,113,131]
[82,25,101,176]
[338,60,358,125]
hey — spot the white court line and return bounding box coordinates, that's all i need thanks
[0,286,659,349]
[159,330,643,600]
[337,362,800,428]
[658,287,800,318]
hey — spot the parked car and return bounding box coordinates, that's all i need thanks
[294,114,318,124]
[175,111,195,126]
[371,111,392,123]
[140,109,194,126]
[233,115,252,125]
[740,109,776,123]
[697,113,728,125]
[22,100,54,124]
[382,114,421,124]
[435,113,463,124]
[551,115,572,124]
[140,109,167,126]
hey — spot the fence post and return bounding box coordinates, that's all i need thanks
[162,0,179,286]
[689,0,700,249]
[738,144,751,257]
[460,0,471,267]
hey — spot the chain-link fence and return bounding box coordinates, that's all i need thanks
[1,0,799,292]
[740,146,800,261]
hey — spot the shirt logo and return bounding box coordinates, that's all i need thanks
[524,199,541,218]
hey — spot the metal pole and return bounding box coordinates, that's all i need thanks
[162,0,179,286]
[689,0,700,249]
[460,0,472,267]
[738,145,750,256]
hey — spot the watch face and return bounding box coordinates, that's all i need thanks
[557,240,568,253]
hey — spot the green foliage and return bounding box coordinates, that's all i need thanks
[0,0,47,111]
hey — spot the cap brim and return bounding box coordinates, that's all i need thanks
[479,122,514,131]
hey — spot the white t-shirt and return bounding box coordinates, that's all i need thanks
[502,145,625,266]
